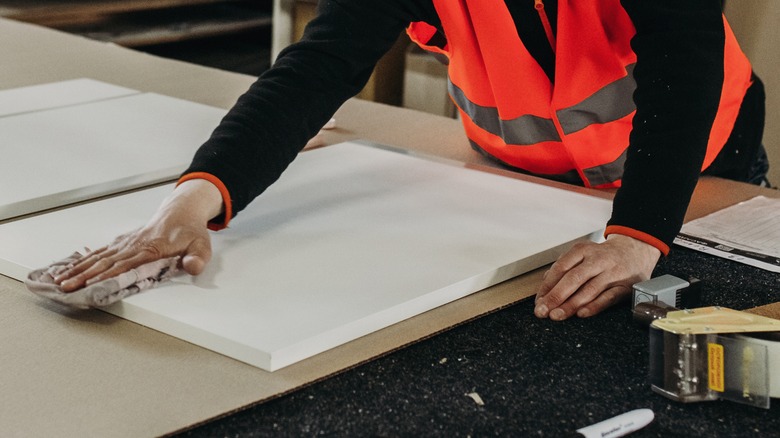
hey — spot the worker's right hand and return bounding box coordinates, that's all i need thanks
[54,179,224,292]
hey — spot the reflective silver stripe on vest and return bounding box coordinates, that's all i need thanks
[449,63,636,144]
[470,139,626,186]
[448,80,561,145]
[556,64,637,135]
[469,140,584,184]
[583,148,627,186]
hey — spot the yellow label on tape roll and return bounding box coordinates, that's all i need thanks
[708,343,725,392]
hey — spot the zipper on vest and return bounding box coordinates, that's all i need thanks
[534,0,556,53]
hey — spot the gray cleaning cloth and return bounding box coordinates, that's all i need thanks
[25,252,180,309]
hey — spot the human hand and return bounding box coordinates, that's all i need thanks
[54,179,224,292]
[304,118,337,149]
[534,234,661,321]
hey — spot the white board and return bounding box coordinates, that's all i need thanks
[0,142,612,371]
[0,79,226,220]
[0,78,137,117]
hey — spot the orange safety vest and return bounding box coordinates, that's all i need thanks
[407,0,752,188]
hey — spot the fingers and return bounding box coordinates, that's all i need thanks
[576,286,628,318]
[57,247,159,292]
[181,237,212,275]
[55,222,214,292]
[304,132,326,149]
[536,246,585,300]
[534,236,661,321]
[534,244,591,318]
[536,260,606,320]
[53,246,112,285]
[53,230,139,286]
[548,281,630,321]
[304,118,337,150]
[55,230,166,292]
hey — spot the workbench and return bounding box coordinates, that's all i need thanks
[0,17,778,437]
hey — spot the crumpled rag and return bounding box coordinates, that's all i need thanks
[25,252,180,309]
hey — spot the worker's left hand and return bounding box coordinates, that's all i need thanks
[534,234,661,321]
[303,118,336,149]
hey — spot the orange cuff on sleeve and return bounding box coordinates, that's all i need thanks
[177,172,233,231]
[604,225,670,256]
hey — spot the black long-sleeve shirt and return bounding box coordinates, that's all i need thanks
[184,0,762,251]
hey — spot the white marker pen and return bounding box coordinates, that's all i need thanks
[576,408,654,438]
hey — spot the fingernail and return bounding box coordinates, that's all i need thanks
[578,308,592,318]
[534,304,548,318]
[549,309,565,321]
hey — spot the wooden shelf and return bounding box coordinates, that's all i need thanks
[57,2,272,47]
[0,0,231,26]
[0,0,273,75]
[1,1,272,45]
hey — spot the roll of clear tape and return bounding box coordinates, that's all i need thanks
[734,332,780,399]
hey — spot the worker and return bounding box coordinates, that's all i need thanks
[55,0,767,321]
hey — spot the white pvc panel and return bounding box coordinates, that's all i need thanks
[0,80,226,220]
[0,142,612,371]
[0,78,137,117]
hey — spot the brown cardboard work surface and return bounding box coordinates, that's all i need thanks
[1,17,779,437]
[748,301,780,320]
[0,267,542,437]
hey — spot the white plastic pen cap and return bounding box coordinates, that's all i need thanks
[576,408,654,438]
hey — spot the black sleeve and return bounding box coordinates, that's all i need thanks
[609,0,727,248]
[183,0,435,217]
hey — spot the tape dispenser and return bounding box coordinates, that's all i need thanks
[632,276,780,409]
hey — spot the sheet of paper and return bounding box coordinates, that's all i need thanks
[0,79,226,220]
[675,196,780,272]
[0,142,612,371]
